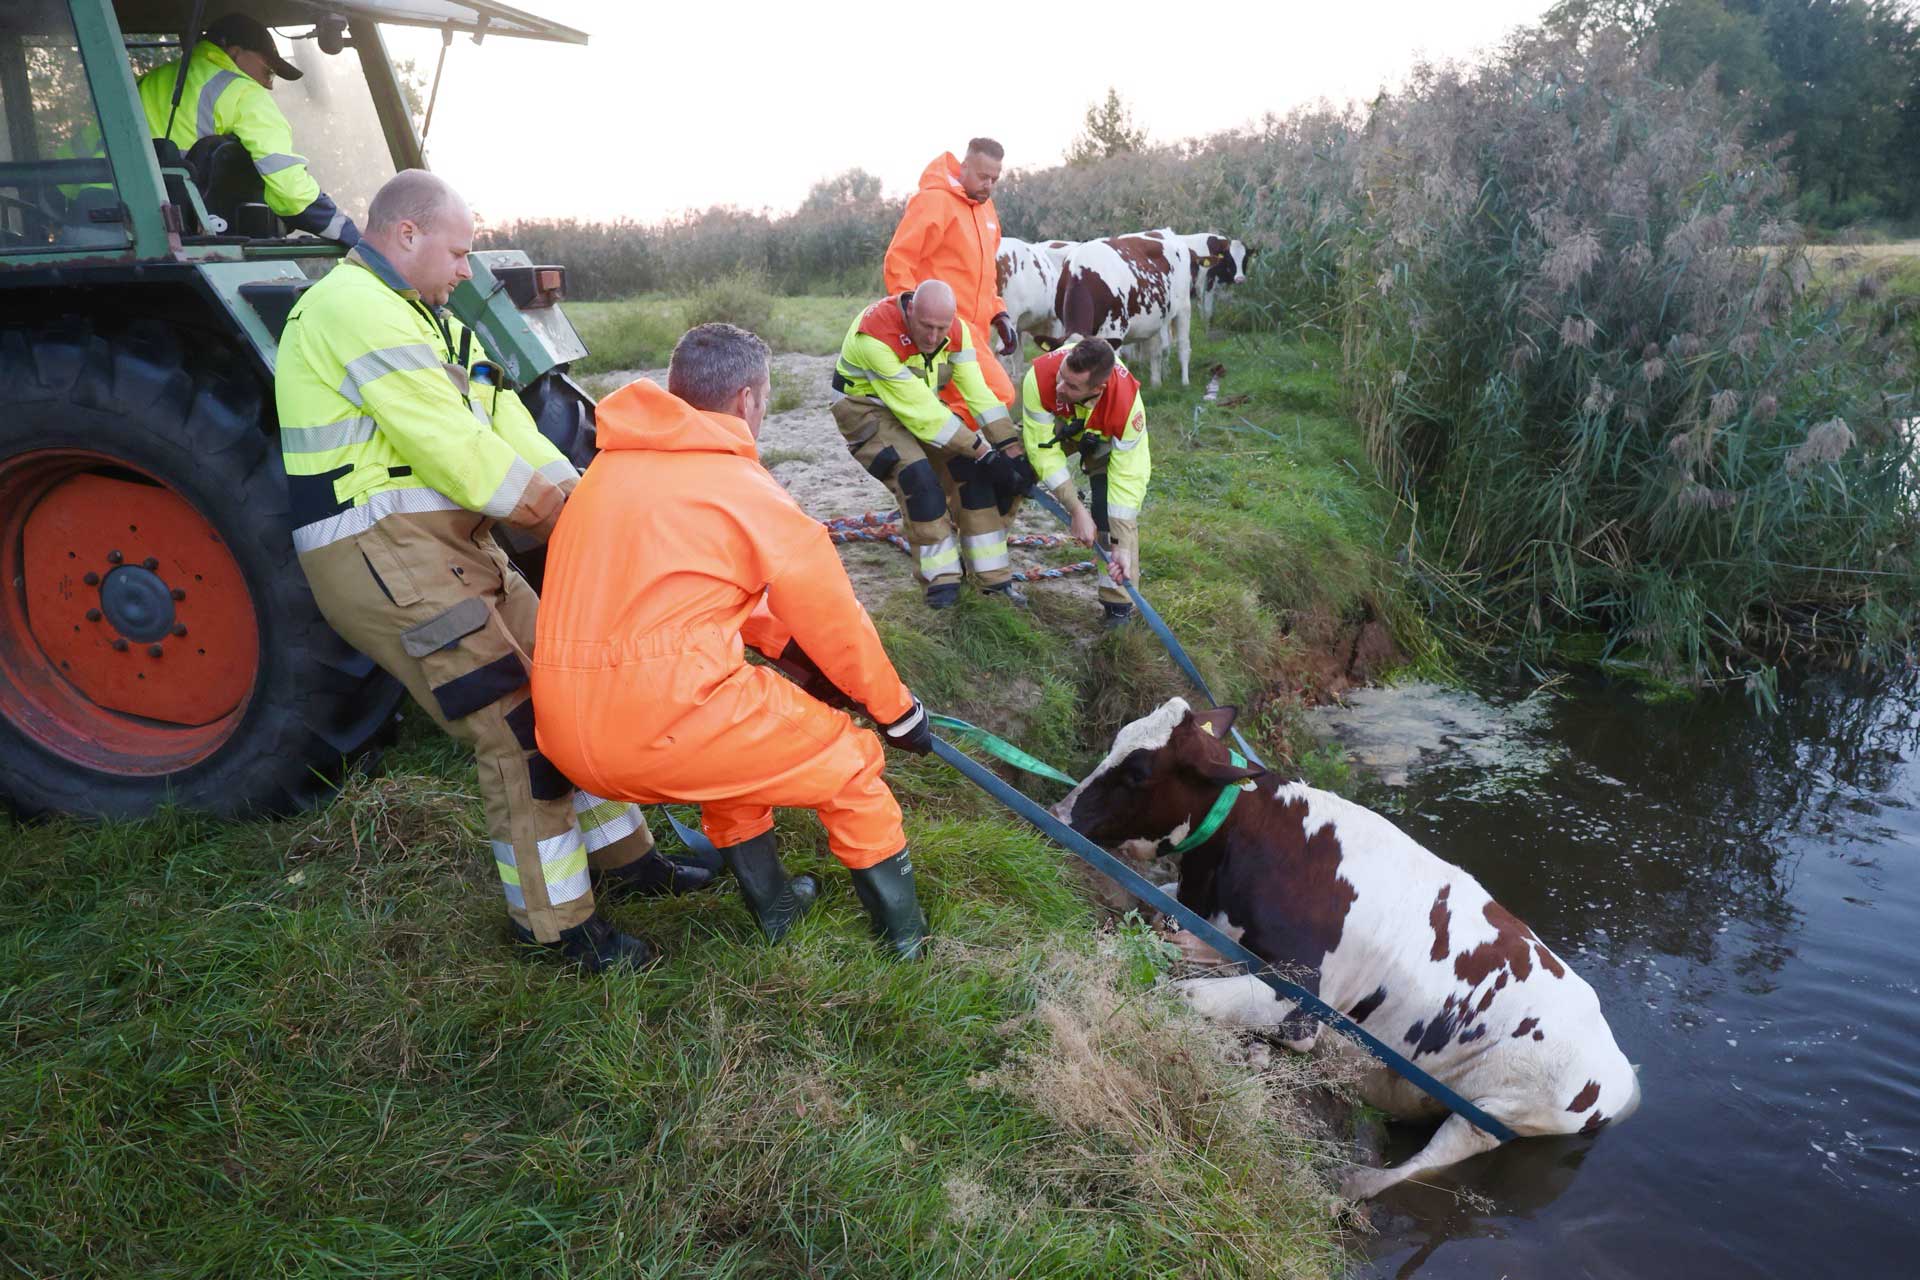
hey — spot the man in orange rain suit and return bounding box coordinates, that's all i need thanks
[531,323,934,959]
[884,138,1019,418]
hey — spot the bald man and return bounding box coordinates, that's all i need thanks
[276,170,710,976]
[830,282,1033,608]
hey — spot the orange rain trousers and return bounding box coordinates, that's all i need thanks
[531,379,915,870]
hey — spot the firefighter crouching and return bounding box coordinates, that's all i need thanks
[275,170,709,976]
[1019,339,1151,626]
[831,280,1033,609]
[531,324,936,960]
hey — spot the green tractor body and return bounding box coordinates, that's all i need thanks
[0,1,598,818]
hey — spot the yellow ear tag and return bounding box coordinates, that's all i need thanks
[1199,722,1216,736]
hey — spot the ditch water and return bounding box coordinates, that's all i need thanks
[1308,672,1920,1279]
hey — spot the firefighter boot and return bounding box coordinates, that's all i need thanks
[721,831,818,943]
[592,849,717,901]
[849,850,928,960]
[511,912,660,974]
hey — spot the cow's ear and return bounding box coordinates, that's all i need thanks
[1191,705,1238,739]
[1195,755,1264,786]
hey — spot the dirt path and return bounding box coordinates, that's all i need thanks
[583,355,1102,614]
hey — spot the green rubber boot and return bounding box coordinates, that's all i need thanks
[849,850,929,960]
[719,831,817,943]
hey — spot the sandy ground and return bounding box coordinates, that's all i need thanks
[583,354,1102,613]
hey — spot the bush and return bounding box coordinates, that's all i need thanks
[1338,29,1920,678]
[482,196,896,300]
[675,269,776,337]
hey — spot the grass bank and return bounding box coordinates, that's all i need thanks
[569,286,865,377]
[0,311,1408,1277]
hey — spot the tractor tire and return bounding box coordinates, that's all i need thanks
[0,320,404,820]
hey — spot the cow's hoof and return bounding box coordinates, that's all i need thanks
[1335,1165,1393,1201]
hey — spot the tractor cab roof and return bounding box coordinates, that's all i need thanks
[111,2,588,45]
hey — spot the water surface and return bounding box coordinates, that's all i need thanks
[1310,673,1920,1278]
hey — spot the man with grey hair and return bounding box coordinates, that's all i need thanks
[532,324,936,960]
[276,169,710,979]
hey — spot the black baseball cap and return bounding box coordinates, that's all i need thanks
[202,13,303,82]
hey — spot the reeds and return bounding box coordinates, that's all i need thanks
[1325,30,1919,677]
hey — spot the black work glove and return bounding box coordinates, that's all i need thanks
[984,447,1036,514]
[766,640,855,711]
[880,697,932,755]
[991,311,1018,356]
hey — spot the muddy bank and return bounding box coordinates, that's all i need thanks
[584,355,1102,614]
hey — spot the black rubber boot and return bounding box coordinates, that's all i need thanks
[591,849,716,901]
[1101,601,1135,629]
[849,850,929,960]
[511,912,660,974]
[720,831,818,943]
[925,582,961,610]
[982,581,1029,608]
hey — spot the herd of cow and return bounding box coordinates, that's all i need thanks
[995,229,1251,386]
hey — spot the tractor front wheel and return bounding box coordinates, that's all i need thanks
[0,322,403,819]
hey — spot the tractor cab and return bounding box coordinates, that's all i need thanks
[0,2,600,821]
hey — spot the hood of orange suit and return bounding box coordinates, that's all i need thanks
[592,378,757,459]
[917,152,978,204]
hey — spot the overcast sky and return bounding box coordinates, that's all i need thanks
[383,0,1552,225]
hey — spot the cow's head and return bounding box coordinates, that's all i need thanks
[1197,235,1250,288]
[1053,698,1264,846]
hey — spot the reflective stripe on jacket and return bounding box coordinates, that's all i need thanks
[1019,344,1151,520]
[274,245,575,551]
[136,42,353,239]
[883,153,1005,331]
[833,294,1008,451]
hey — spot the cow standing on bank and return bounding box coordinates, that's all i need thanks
[994,236,1069,379]
[1054,698,1641,1199]
[1148,231,1251,326]
[1053,231,1196,388]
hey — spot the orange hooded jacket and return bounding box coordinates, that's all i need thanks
[884,152,1006,335]
[531,380,914,862]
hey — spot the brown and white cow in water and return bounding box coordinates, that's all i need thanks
[1053,697,1640,1199]
[1053,230,1195,387]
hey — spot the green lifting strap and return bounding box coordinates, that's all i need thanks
[927,713,1078,786]
[1167,747,1259,855]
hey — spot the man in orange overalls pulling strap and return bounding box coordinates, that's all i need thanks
[531,324,935,959]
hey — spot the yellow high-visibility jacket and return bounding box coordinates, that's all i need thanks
[832,293,1010,452]
[137,42,356,241]
[1019,344,1151,522]
[275,243,575,552]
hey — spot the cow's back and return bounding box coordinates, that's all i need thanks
[1229,781,1638,1137]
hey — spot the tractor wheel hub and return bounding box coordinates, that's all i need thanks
[99,565,177,642]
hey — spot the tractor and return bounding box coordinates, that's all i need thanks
[0,1,599,818]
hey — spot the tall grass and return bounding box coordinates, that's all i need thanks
[1330,29,1919,679]
[0,324,1387,1277]
[486,203,895,300]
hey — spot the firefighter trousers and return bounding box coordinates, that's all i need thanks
[830,397,1020,589]
[297,508,655,941]
[1062,434,1140,607]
